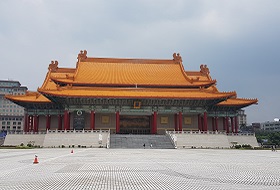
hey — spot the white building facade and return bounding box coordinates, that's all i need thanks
[261,121,280,132]
[237,109,247,127]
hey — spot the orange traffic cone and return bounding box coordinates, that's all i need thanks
[71,149,74,154]
[33,155,39,164]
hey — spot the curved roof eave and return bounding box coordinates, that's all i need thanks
[216,98,258,107]
[5,92,51,104]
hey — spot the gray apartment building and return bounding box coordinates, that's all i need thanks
[0,80,27,132]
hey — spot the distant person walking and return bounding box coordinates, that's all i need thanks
[150,143,153,148]
[143,143,145,149]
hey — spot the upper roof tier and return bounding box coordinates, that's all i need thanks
[50,51,216,88]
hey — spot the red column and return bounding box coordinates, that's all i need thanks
[225,117,229,133]
[152,112,157,134]
[231,117,234,133]
[198,114,201,131]
[68,112,71,130]
[178,112,182,131]
[64,110,69,130]
[201,117,204,131]
[90,111,95,130]
[215,117,219,131]
[33,116,36,132]
[203,112,208,131]
[223,117,226,131]
[46,115,51,130]
[212,117,215,131]
[33,115,38,132]
[24,114,28,132]
[58,115,62,130]
[174,114,178,131]
[116,111,120,133]
[235,116,238,133]
[37,115,40,132]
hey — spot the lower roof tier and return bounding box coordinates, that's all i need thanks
[38,86,236,100]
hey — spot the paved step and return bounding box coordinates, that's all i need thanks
[3,131,110,148]
[110,134,175,149]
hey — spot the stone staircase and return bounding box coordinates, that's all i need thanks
[0,137,4,146]
[110,134,175,149]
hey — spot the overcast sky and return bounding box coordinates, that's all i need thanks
[1,0,279,124]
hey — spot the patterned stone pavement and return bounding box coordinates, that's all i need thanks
[0,148,279,190]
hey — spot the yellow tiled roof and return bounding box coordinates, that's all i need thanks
[5,91,51,103]
[39,86,236,99]
[217,98,258,106]
[186,71,210,81]
[41,68,75,90]
[6,52,257,107]
[186,70,258,106]
[52,58,215,87]
[6,67,75,103]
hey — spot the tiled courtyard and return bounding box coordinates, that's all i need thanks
[0,148,279,190]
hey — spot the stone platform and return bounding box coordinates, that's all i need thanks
[0,148,279,190]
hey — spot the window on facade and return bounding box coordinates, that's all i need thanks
[17,126,21,129]
[7,121,10,125]
[13,122,16,125]
[2,126,5,129]
[2,121,5,125]
[18,122,21,125]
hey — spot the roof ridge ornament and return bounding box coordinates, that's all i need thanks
[173,53,182,64]
[48,60,58,72]
[200,64,210,75]
[77,50,87,62]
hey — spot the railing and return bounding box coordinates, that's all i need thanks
[7,131,47,135]
[7,129,110,135]
[165,130,177,148]
[226,132,255,136]
[46,129,110,134]
[166,130,255,136]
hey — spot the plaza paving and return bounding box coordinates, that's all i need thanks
[0,148,279,190]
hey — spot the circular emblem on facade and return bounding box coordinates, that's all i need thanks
[77,110,83,116]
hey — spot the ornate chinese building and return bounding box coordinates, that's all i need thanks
[6,50,257,134]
